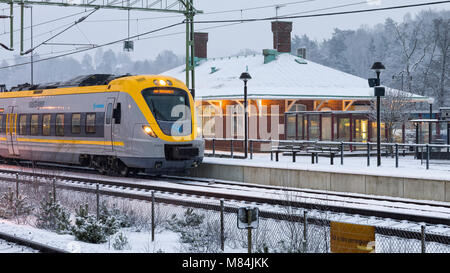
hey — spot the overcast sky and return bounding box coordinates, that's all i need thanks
[0,0,449,64]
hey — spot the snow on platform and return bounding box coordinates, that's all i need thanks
[202,152,450,182]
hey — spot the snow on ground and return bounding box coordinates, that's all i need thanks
[0,237,37,253]
[0,219,179,253]
[203,151,450,181]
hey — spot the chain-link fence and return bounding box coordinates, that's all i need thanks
[0,176,449,253]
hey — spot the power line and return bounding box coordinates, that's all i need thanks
[21,7,99,54]
[192,1,450,24]
[0,8,96,37]
[0,21,184,69]
[1,0,449,70]
[84,0,320,23]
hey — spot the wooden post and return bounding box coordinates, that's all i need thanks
[247,209,252,254]
[15,173,19,199]
[220,199,224,252]
[52,177,56,203]
[96,184,100,220]
[151,191,155,242]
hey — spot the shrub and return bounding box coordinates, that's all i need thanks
[112,232,129,250]
[0,188,33,222]
[36,193,71,234]
[71,204,108,244]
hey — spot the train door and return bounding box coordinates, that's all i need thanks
[104,97,115,151]
[6,106,19,156]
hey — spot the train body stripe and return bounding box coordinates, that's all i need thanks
[16,138,124,146]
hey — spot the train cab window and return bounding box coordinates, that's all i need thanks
[43,114,51,136]
[19,115,27,135]
[105,103,112,124]
[86,113,96,134]
[71,114,81,134]
[31,114,39,135]
[56,114,64,136]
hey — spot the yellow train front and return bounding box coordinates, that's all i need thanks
[0,74,204,175]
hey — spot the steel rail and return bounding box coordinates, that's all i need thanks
[0,168,449,226]
[0,171,449,245]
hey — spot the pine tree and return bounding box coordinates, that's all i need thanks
[36,193,71,234]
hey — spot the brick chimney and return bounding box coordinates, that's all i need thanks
[271,21,292,53]
[194,32,208,59]
[297,48,306,59]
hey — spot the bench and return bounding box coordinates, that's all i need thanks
[270,144,304,162]
[306,146,340,165]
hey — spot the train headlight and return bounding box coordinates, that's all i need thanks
[196,126,202,136]
[142,125,157,138]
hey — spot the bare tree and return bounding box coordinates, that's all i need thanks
[432,18,450,107]
[370,88,414,143]
[392,16,431,94]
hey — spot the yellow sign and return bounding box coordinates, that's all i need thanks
[330,222,375,253]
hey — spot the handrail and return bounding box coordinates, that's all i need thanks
[202,137,450,170]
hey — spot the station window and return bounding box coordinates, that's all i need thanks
[56,114,64,136]
[86,113,96,134]
[71,113,81,134]
[31,114,39,135]
[43,114,51,136]
[19,115,27,135]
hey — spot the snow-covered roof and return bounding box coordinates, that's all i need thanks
[163,53,429,102]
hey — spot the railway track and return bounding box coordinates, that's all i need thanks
[0,163,449,245]
[0,163,449,227]
[0,231,67,253]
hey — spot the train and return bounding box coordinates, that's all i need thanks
[0,74,204,175]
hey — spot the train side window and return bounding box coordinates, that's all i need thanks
[0,115,3,133]
[113,103,121,124]
[43,114,51,136]
[86,113,96,134]
[31,114,39,135]
[105,103,112,125]
[56,114,64,136]
[71,113,81,134]
[19,115,27,135]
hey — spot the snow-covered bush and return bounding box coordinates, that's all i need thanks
[36,193,71,234]
[0,187,33,223]
[168,208,222,253]
[112,232,129,250]
[99,202,131,229]
[72,204,109,244]
[168,208,205,232]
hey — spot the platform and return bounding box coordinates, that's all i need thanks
[190,153,450,202]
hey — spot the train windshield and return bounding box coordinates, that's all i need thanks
[141,88,190,122]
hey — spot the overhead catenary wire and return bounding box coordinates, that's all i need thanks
[0,8,98,37]
[1,0,449,70]
[192,0,450,24]
[0,21,185,69]
[20,7,100,55]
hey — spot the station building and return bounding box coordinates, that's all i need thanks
[163,21,431,148]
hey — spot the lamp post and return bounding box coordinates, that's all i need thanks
[428,98,435,144]
[239,71,252,159]
[370,62,385,167]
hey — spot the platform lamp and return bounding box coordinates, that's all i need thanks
[239,71,252,159]
[370,61,385,167]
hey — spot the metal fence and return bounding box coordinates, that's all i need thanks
[203,138,450,170]
[1,178,448,253]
